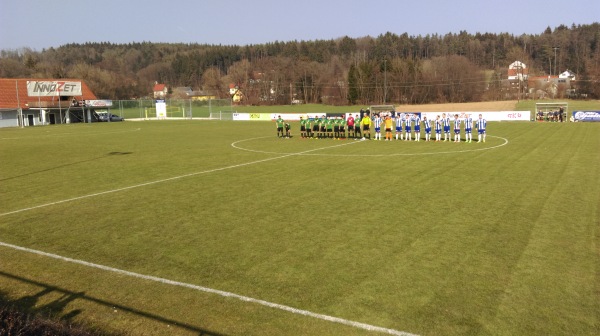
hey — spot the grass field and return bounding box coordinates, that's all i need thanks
[1,112,599,335]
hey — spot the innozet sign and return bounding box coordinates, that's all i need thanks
[572,110,600,122]
[26,81,82,97]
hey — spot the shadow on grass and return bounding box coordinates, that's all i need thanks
[0,152,133,182]
[0,270,225,336]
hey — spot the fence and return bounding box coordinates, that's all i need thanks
[110,99,233,119]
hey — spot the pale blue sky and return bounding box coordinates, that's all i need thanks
[0,0,598,51]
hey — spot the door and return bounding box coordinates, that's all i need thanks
[48,113,56,124]
[27,114,34,126]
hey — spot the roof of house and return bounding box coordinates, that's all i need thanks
[153,83,166,92]
[0,78,97,109]
[509,61,527,69]
[508,68,529,77]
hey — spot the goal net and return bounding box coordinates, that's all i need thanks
[369,105,396,116]
[209,111,236,120]
[145,106,183,119]
[535,102,568,122]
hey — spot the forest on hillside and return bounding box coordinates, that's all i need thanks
[1,23,599,104]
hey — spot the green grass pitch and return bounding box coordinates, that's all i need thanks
[0,119,598,335]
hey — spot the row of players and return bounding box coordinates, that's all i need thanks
[276,113,488,143]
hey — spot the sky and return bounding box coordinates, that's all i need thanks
[0,0,599,51]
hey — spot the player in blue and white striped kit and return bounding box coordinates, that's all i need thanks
[373,114,383,140]
[442,113,451,141]
[395,113,404,140]
[413,114,421,141]
[476,114,487,142]
[453,114,461,142]
[464,114,473,143]
[435,115,442,141]
[423,116,432,141]
[404,114,412,141]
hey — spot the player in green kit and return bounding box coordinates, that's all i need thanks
[326,117,334,138]
[339,116,346,139]
[312,116,319,139]
[300,116,307,138]
[333,117,341,139]
[276,115,285,138]
[354,114,361,139]
[319,115,327,139]
[284,122,291,138]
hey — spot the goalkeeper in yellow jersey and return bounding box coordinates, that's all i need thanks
[384,115,394,141]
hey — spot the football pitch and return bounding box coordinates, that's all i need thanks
[0,120,598,335]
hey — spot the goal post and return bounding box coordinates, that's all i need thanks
[535,102,568,122]
[145,106,183,119]
[209,110,236,120]
[369,105,396,115]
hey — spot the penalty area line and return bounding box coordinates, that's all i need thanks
[0,241,417,336]
[0,140,358,218]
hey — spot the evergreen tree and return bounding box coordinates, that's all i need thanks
[347,64,359,104]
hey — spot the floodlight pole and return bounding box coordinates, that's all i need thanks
[383,59,387,104]
[553,47,559,76]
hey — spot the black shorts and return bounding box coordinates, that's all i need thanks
[300,126,306,131]
[313,125,319,131]
[320,126,326,132]
[363,125,370,131]
[327,128,333,132]
[355,126,361,132]
[277,127,283,131]
[340,126,345,132]
[334,126,340,132]
[385,128,392,132]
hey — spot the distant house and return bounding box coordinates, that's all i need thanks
[229,84,244,103]
[171,86,193,99]
[0,78,98,127]
[171,87,217,101]
[559,70,576,80]
[528,75,558,88]
[153,83,168,99]
[249,71,264,84]
[507,61,529,81]
[191,90,218,101]
[527,75,574,98]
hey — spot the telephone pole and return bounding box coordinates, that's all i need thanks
[553,47,560,76]
[383,59,387,104]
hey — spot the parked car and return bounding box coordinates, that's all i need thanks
[96,111,124,122]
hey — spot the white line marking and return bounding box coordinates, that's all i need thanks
[231,136,509,157]
[0,140,358,217]
[0,241,417,336]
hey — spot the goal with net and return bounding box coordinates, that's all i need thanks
[209,110,236,120]
[145,106,183,119]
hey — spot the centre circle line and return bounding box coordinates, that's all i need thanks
[231,135,508,157]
